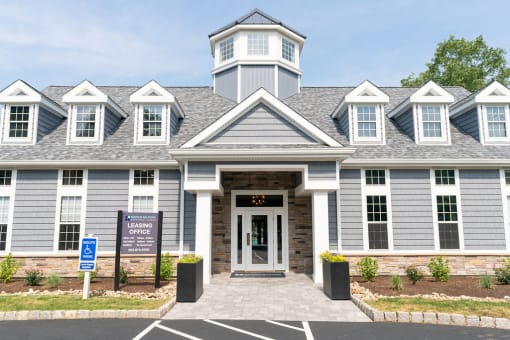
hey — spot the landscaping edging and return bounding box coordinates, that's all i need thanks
[351,295,510,330]
[0,298,175,321]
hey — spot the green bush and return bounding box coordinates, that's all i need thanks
[152,252,174,280]
[479,273,494,289]
[24,268,44,286]
[405,265,424,285]
[0,253,19,283]
[120,266,129,284]
[357,257,378,282]
[495,258,510,284]
[78,268,98,282]
[390,275,403,291]
[319,251,346,263]
[428,256,450,282]
[46,273,63,288]
[178,254,203,264]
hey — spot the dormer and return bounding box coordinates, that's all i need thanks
[63,80,127,145]
[388,81,454,145]
[209,9,306,102]
[0,80,66,145]
[129,80,185,145]
[331,81,389,145]
[450,81,510,145]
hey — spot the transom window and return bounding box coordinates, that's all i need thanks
[282,38,295,62]
[421,105,442,138]
[134,169,155,185]
[133,196,154,212]
[9,105,30,138]
[75,105,97,138]
[59,196,81,251]
[0,197,9,251]
[486,105,507,138]
[365,169,385,185]
[0,170,12,186]
[220,37,234,62]
[142,105,163,137]
[62,170,83,186]
[248,33,268,55]
[435,169,455,185]
[436,195,460,249]
[366,195,388,249]
[235,195,284,207]
[356,105,377,137]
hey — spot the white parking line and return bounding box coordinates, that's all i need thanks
[302,321,314,340]
[265,320,305,332]
[156,324,203,340]
[205,319,275,340]
[132,320,160,340]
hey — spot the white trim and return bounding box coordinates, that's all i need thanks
[130,80,175,103]
[172,148,354,161]
[312,190,329,283]
[340,250,510,256]
[0,160,179,168]
[179,167,185,255]
[480,104,510,144]
[195,191,212,284]
[500,169,510,251]
[2,103,37,145]
[128,169,159,213]
[332,80,389,118]
[415,104,451,144]
[67,104,102,145]
[450,81,510,118]
[351,103,386,145]
[0,169,16,253]
[181,88,342,148]
[133,104,170,145]
[336,162,342,252]
[341,158,510,168]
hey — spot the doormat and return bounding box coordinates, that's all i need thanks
[230,272,285,278]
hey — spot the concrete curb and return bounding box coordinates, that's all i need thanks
[0,298,176,321]
[351,295,510,330]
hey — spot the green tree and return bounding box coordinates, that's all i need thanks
[401,35,510,92]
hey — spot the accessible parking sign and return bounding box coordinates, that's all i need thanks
[79,237,98,271]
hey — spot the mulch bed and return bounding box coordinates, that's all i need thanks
[355,276,510,299]
[0,277,172,294]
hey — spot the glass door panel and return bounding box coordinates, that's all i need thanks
[251,215,268,265]
[236,215,243,265]
[276,214,283,265]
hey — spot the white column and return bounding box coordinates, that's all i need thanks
[195,191,213,284]
[312,191,329,284]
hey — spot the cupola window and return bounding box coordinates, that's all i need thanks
[247,33,268,55]
[220,37,234,62]
[282,38,295,62]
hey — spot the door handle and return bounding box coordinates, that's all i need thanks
[247,233,250,246]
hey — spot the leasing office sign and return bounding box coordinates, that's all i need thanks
[120,212,159,254]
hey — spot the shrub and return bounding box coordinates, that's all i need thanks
[24,268,44,286]
[390,275,403,291]
[0,253,19,283]
[46,273,63,288]
[405,265,424,285]
[357,257,378,282]
[178,254,203,264]
[120,266,129,284]
[479,273,494,289]
[319,251,346,263]
[428,256,450,282]
[78,268,98,282]
[495,258,510,284]
[152,252,175,280]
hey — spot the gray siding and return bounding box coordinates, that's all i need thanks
[308,162,336,180]
[159,170,181,251]
[240,65,275,100]
[215,67,238,102]
[459,170,506,250]
[390,169,434,250]
[86,170,129,251]
[37,107,63,141]
[394,108,414,141]
[188,162,216,181]
[338,110,349,141]
[11,170,58,251]
[104,107,122,138]
[278,66,299,99]
[170,110,180,136]
[183,192,196,251]
[328,191,338,251]
[339,169,363,250]
[452,107,479,141]
[208,103,316,144]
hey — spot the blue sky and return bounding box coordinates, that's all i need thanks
[1,0,509,89]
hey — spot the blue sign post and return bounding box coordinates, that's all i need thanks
[78,236,98,300]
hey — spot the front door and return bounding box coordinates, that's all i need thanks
[247,212,272,269]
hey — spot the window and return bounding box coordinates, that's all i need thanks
[436,195,460,249]
[435,169,455,185]
[134,169,155,185]
[220,37,234,62]
[248,33,268,55]
[58,196,81,251]
[486,105,507,138]
[356,105,377,137]
[0,170,12,186]
[142,105,162,137]
[282,38,295,62]
[421,105,442,137]
[133,196,154,212]
[62,170,83,185]
[0,197,8,251]
[505,170,510,185]
[365,170,385,185]
[75,105,97,138]
[366,195,388,249]
[8,105,30,138]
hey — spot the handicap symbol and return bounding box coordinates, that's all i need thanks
[84,244,92,255]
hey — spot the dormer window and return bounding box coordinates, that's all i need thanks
[355,105,377,138]
[142,105,163,137]
[282,38,295,62]
[8,105,31,138]
[484,105,508,139]
[220,37,234,62]
[75,105,97,138]
[247,33,268,55]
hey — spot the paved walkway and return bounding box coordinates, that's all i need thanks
[163,273,370,321]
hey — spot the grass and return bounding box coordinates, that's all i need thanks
[0,295,168,311]
[367,297,510,319]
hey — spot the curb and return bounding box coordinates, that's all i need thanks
[0,298,176,321]
[351,295,510,330]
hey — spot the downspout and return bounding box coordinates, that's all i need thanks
[179,164,185,257]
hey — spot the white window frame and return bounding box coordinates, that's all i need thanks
[67,104,103,145]
[0,169,16,253]
[416,104,449,143]
[352,104,384,144]
[219,37,234,62]
[53,169,88,252]
[481,104,510,143]
[134,104,169,144]
[430,169,464,251]
[281,37,295,63]
[2,104,36,144]
[361,169,393,251]
[247,32,269,56]
[500,169,510,251]
[128,169,159,213]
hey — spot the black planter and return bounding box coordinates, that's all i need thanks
[176,259,203,302]
[322,261,350,300]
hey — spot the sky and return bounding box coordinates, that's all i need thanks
[1,0,509,90]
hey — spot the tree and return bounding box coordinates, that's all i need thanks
[401,35,510,92]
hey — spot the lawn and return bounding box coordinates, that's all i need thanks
[367,297,510,319]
